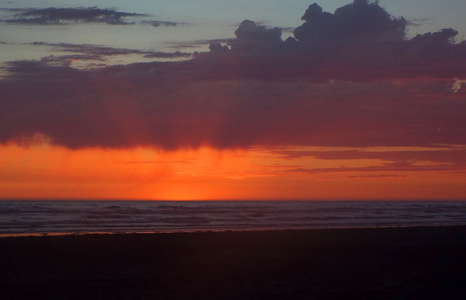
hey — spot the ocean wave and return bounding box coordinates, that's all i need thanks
[1,200,465,235]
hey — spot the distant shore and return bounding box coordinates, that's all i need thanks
[1,226,465,299]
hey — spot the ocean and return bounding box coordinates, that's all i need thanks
[1,200,465,236]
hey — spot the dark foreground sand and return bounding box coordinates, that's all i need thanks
[1,226,465,300]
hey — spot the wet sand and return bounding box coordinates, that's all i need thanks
[1,226,465,299]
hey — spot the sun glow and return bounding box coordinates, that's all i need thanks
[1,143,465,200]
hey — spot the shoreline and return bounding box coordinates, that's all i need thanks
[1,225,465,299]
[2,200,465,241]
[2,223,466,238]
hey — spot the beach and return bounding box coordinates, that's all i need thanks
[1,226,465,299]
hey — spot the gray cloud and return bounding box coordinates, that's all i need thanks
[202,1,466,82]
[143,51,192,59]
[229,20,284,53]
[1,7,146,25]
[1,7,183,27]
[140,20,184,27]
[170,38,233,52]
[30,42,192,66]
[412,28,458,43]
[1,61,465,150]
[294,0,407,45]
[33,42,146,56]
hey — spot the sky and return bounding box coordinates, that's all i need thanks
[0,0,466,200]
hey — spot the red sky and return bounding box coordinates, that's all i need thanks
[1,0,466,200]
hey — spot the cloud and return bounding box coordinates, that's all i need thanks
[1,7,147,25]
[168,39,233,52]
[289,160,465,174]
[412,28,459,43]
[39,55,102,67]
[294,0,407,44]
[205,1,466,81]
[140,20,184,27]
[286,155,466,176]
[30,42,193,67]
[453,79,466,93]
[1,0,466,151]
[272,147,466,175]
[1,7,183,27]
[1,63,465,150]
[228,20,284,54]
[121,160,194,165]
[346,174,405,179]
[143,51,192,59]
[273,147,466,164]
[32,42,145,56]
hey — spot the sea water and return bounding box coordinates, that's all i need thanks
[0,200,465,236]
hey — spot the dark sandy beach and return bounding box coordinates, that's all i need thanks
[1,226,465,299]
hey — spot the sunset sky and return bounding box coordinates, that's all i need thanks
[1,0,466,200]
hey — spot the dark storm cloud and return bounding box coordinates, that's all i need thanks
[1,7,183,27]
[1,0,466,152]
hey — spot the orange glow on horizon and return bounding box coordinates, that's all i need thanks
[0,143,465,200]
